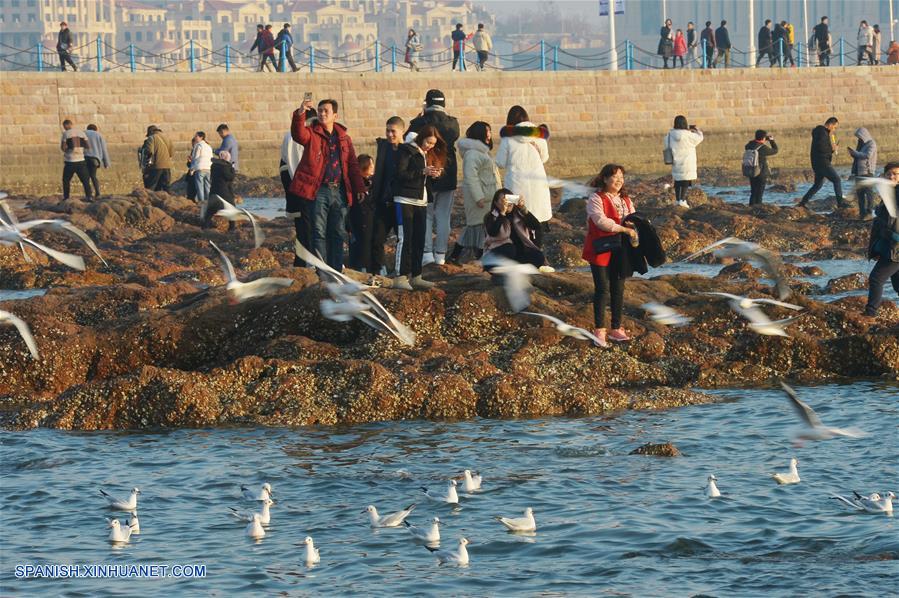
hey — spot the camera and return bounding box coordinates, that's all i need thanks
[504,194,520,204]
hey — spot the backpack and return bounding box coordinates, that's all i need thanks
[741,143,762,177]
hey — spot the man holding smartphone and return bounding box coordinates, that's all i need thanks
[289,96,365,272]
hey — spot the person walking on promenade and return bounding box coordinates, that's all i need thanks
[665,115,703,209]
[814,16,830,66]
[495,105,552,257]
[258,24,277,72]
[871,25,882,64]
[289,98,365,273]
[673,29,687,68]
[451,23,471,71]
[60,119,91,202]
[274,23,299,72]
[798,117,846,208]
[781,21,796,66]
[700,21,715,67]
[141,125,174,193]
[84,124,109,200]
[889,40,899,65]
[772,21,786,66]
[214,124,239,171]
[205,150,236,230]
[408,89,460,266]
[472,23,492,71]
[848,128,878,220]
[57,22,77,71]
[189,131,213,203]
[856,20,875,65]
[658,19,674,69]
[863,161,899,318]
[392,125,446,291]
[743,130,778,206]
[249,25,269,71]
[405,29,421,71]
[686,22,698,67]
[714,20,731,67]
[449,121,499,264]
[757,19,775,67]
[582,164,639,348]
[367,116,406,276]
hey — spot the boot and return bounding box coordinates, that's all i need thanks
[392,275,413,291]
[410,275,435,290]
[447,244,464,265]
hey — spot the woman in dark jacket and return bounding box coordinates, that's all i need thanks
[204,150,236,229]
[658,19,674,68]
[392,125,446,291]
[482,188,546,269]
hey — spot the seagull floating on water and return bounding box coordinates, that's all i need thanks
[107,518,135,543]
[0,310,39,360]
[780,382,864,442]
[496,507,537,532]
[126,513,140,535]
[241,482,273,502]
[404,517,440,544]
[831,491,895,514]
[202,195,265,248]
[460,470,482,493]
[230,498,274,525]
[771,458,800,485]
[364,503,416,528]
[304,536,321,565]
[100,487,140,512]
[209,241,293,304]
[642,302,692,327]
[245,513,266,539]
[481,253,540,313]
[426,537,469,565]
[683,237,790,300]
[706,475,721,498]
[521,311,604,346]
[421,480,459,505]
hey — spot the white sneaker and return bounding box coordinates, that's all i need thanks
[677,200,690,208]
[434,253,446,265]
[538,265,556,273]
[422,252,436,266]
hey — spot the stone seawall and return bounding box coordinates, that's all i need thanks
[1,67,897,194]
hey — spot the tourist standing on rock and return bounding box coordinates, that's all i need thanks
[405,29,421,71]
[408,89,460,266]
[84,124,109,200]
[665,115,703,209]
[189,131,213,203]
[451,23,469,71]
[757,20,775,67]
[60,119,91,202]
[348,154,375,271]
[658,19,674,69]
[368,116,406,276]
[141,125,174,193]
[863,161,899,318]
[205,150,236,229]
[714,20,731,67]
[282,108,313,266]
[214,124,239,171]
[274,23,299,72]
[848,128,878,220]
[813,17,830,66]
[798,117,845,208]
[673,30,687,68]
[700,21,715,67]
[483,188,548,271]
[449,121,499,264]
[392,125,446,291]
[743,130,778,206]
[472,23,493,71]
[495,105,551,250]
[57,22,77,71]
[582,164,638,348]
[289,97,365,273]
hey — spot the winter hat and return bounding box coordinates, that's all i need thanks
[424,89,445,107]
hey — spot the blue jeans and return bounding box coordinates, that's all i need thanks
[313,184,348,272]
[865,257,899,315]
[193,170,210,202]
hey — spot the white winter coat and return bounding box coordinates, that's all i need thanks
[665,128,703,181]
[495,122,552,222]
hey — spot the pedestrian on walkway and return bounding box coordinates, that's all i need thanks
[57,22,77,71]
[274,23,299,72]
[781,21,796,66]
[798,117,845,208]
[472,23,493,71]
[714,20,731,67]
[871,25,882,64]
[60,119,91,201]
[405,29,421,71]
[686,22,698,66]
[673,30,687,67]
[856,20,874,65]
[658,19,674,69]
[84,124,109,199]
[451,23,469,71]
[814,17,830,66]
[743,130,778,206]
[757,20,775,67]
[700,21,715,67]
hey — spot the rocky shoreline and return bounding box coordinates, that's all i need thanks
[1,178,896,431]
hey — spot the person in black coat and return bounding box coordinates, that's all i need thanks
[57,22,77,71]
[714,20,731,67]
[756,20,775,67]
[482,188,546,270]
[204,153,236,229]
[798,117,845,208]
[368,116,406,276]
[745,130,779,205]
[863,161,899,317]
[658,19,673,69]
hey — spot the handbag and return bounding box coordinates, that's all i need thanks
[663,132,674,165]
[592,233,622,254]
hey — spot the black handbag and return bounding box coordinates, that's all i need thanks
[592,233,623,254]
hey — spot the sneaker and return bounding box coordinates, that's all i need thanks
[422,253,436,266]
[608,328,630,342]
[592,328,609,348]
[538,265,556,273]
[676,200,690,209]
[434,253,446,265]
[366,275,383,288]
[392,275,414,291]
[410,275,435,290]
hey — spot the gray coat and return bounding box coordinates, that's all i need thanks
[848,127,877,176]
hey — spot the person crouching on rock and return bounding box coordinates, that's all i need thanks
[482,188,548,272]
[582,164,638,348]
[863,161,899,318]
[204,150,236,231]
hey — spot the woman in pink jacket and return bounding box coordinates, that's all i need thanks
[673,29,687,67]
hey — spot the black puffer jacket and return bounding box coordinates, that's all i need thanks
[408,107,460,192]
[392,143,430,201]
[868,202,899,263]
[210,158,235,202]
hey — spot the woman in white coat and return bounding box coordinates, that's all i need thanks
[449,121,500,264]
[495,105,551,247]
[665,114,703,208]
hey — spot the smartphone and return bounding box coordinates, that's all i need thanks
[303,91,313,103]
[505,194,520,203]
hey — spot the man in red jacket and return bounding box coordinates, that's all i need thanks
[290,98,365,271]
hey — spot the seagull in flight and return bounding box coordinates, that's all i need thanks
[779,382,865,442]
[202,195,265,248]
[729,301,800,337]
[210,241,293,303]
[481,253,540,313]
[642,302,692,327]
[11,218,108,267]
[702,292,802,311]
[0,310,39,360]
[521,311,605,346]
[683,237,790,300]
[854,176,896,217]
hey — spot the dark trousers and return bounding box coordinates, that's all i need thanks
[280,169,312,267]
[757,49,775,67]
[62,161,91,200]
[397,203,426,277]
[674,180,690,202]
[452,49,462,70]
[476,50,488,70]
[186,169,197,201]
[85,156,102,197]
[313,184,348,272]
[818,45,830,65]
[865,257,899,315]
[370,201,396,275]
[704,46,715,67]
[590,264,625,330]
[278,49,298,71]
[143,168,171,192]
[749,175,767,205]
[784,44,795,66]
[58,50,77,71]
[258,54,277,72]
[857,185,875,216]
[348,199,375,271]
[800,164,842,205]
[485,242,545,270]
[857,47,874,65]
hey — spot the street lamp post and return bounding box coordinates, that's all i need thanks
[609,2,618,71]
[748,0,756,67]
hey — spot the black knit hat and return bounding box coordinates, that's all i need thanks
[425,89,445,107]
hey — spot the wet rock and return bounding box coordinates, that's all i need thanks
[800,265,825,276]
[629,442,682,457]
[768,182,796,193]
[824,273,868,294]
[715,262,764,280]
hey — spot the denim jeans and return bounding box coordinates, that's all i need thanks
[193,170,211,202]
[865,257,899,315]
[424,190,455,256]
[313,184,348,272]
[800,163,843,205]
